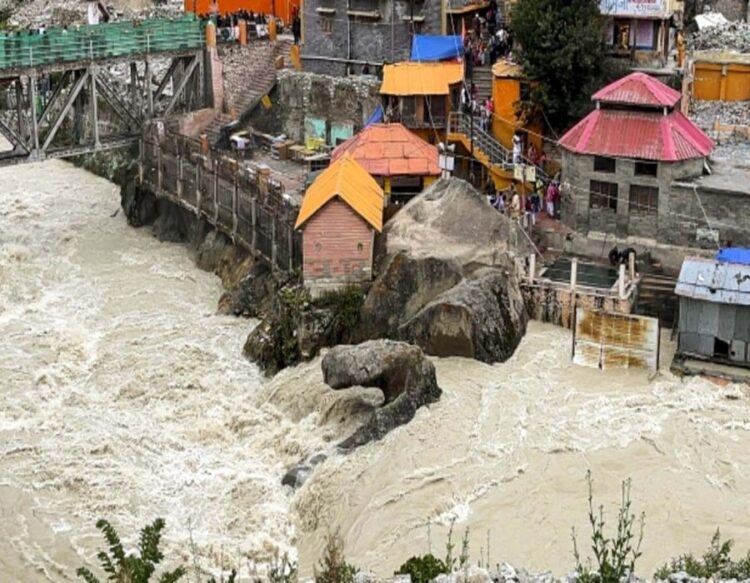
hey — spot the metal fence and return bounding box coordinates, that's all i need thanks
[140,128,301,272]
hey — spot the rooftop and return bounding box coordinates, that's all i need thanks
[331,123,441,177]
[295,154,385,231]
[673,159,750,197]
[675,256,750,305]
[380,61,464,96]
[592,72,681,108]
[559,108,714,162]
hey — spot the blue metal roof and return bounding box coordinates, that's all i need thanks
[675,257,750,306]
[716,248,750,266]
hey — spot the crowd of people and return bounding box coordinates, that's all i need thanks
[488,177,565,228]
[197,9,301,43]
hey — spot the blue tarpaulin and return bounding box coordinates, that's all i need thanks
[716,248,750,266]
[365,105,384,127]
[410,35,464,62]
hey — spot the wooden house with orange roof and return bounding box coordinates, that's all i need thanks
[380,61,464,143]
[332,123,441,203]
[295,154,384,293]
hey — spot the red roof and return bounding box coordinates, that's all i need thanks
[332,123,441,177]
[559,109,714,162]
[592,72,681,108]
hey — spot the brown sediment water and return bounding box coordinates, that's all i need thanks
[2,160,750,581]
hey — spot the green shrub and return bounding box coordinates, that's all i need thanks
[315,531,358,583]
[76,518,186,583]
[654,529,750,580]
[571,471,645,583]
[396,554,448,583]
[314,285,364,344]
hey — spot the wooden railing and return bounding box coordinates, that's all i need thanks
[139,125,301,272]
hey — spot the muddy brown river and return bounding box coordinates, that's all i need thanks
[2,161,750,581]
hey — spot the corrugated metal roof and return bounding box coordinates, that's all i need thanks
[675,257,750,305]
[380,61,464,96]
[559,109,714,161]
[295,154,385,232]
[331,123,441,177]
[592,72,681,107]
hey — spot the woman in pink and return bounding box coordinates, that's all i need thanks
[546,181,558,218]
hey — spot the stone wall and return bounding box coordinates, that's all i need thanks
[250,70,381,142]
[301,0,444,76]
[562,150,705,241]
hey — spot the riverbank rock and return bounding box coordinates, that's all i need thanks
[400,267,528,363]
[120,184,158,228]
[321,340,441,449]
[357,253,464,340]
[355,177,529,363]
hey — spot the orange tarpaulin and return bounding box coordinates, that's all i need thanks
[185,0,299,25]
[380,62,464,96]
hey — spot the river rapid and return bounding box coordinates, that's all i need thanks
[2,161,750,581]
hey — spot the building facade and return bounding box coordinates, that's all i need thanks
[301,0,444,76]
[675,255,750,367]
[600,0,683,65]
[560,72,719,246]
[295,155,384,292]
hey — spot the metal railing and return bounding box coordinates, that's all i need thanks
[448,110,512,169]
[0,16,204,70]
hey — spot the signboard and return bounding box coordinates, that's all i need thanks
[599,0,669,17]
[572,308,660,371]
[513,164,536,183]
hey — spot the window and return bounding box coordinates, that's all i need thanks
[590,180,618,211]
[321,16,333,34]
[401,96,416,124]
[594,156,616,173]
[629,184,658,213]
[357,242,364,253]
[635,161,658,177]
[426,95,446,126]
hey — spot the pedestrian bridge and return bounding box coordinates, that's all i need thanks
[0,16,204,74]
[0,16,209,166]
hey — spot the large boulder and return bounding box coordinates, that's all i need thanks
[321,340,441,449]
[399,267,528,363]
[357,253,463,340]
[383,177,533,268]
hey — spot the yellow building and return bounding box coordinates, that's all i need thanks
[490,59,543,154]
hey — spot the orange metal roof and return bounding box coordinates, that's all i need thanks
[295,154,385,232]
[331,123,441,177]
[380,62,464,96]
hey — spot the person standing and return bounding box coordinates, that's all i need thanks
[546,181,558,219]
[510,185,521,220]
[292,15,301,45]
[512,133,522,165]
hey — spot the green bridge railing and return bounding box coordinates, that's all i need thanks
[0,15,205,71]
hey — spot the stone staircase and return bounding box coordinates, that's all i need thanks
[472,65,493,101]
[203,38,294,146]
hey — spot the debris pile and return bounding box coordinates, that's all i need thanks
[691,100,750,129]
[690,21,750,53]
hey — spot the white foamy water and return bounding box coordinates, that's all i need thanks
[0,161,334,580]
[3,160,750,582]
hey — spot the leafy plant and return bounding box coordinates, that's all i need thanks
[315,285,364,344]
[76,518,186,583]
[444,518,457,572]
[395,554,448,583]
[206,571,237,583]
[314,531,358,583]
[269,550,299,583]
[571,471,645,583]
[654,529,750,580]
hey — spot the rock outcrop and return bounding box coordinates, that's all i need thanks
[321,340,441,449]
[355,178,530,364]
[357,254,464,340]
[400,267,528,363]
